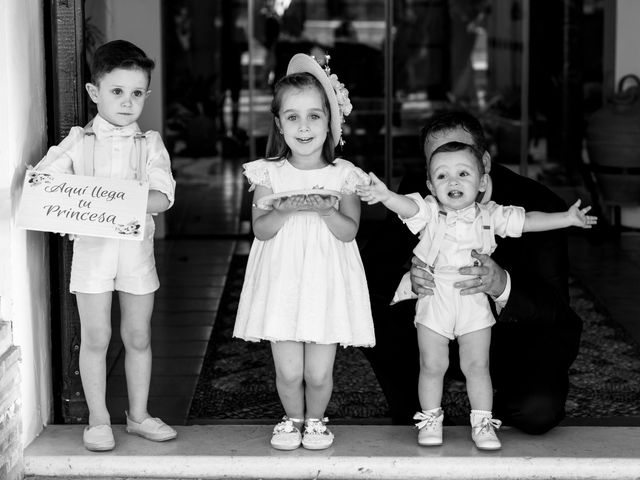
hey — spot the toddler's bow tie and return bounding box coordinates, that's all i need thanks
[444,206,476,225]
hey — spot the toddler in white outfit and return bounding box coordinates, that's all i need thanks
[357,140,596,450]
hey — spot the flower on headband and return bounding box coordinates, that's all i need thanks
[328,73,352,122]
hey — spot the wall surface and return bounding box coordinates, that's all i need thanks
[0,322,22,479]
[0,0,53,448]
[615,0,640,81]
[614,0,640,227]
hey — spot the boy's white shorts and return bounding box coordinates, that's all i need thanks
[69,222,159,295]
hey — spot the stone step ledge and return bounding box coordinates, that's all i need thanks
[24,425,640,479]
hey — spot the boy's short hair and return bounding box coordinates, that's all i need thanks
[428,141,485,179]
[90,40,155,85]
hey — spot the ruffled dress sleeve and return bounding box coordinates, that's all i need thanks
[485,201,526,238]
[242,159,271,192]
[341,166,371,194]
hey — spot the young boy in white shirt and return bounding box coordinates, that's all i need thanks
[36,39,176,451]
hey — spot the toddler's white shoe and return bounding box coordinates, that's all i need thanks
[301,417,334,450]
[470,410,502,450]
[270,416,303,450]
[413,409,444,446]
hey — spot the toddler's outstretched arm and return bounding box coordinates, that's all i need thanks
[356,172,419,219]
[523,199,598,232]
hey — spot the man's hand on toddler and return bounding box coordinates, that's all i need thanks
[409,256,436,296]
[456,250,507,298]
[411,251,508,298]
[356,172,390,205]
[568,199,598,228]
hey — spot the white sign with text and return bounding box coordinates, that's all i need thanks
[16,170,148,241]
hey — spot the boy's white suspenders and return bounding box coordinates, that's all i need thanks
[81,120,147,182]
[423,206,494,272]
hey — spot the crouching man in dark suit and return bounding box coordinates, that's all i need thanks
[361,110,582,434]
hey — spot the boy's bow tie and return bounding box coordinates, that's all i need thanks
[96,123,138,138]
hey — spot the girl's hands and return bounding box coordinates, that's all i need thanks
[272,194,338,214]
[568,199,598,228]
[272,194,309,213]
[305,194,338,215]
[356,172,390,205]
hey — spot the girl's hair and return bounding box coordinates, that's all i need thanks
[90,40,156,85]
[428,141,485,179]
[265,72,336,164]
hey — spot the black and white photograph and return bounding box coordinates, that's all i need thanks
[2,1,640,479]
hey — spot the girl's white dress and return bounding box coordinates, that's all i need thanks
[233,158,375,347]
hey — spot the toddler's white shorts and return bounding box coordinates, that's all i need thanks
[413,270,495,340]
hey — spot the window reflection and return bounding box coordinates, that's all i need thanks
[160,0,603,215]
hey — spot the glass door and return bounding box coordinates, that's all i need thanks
[390,0,530,179]
[244,1,530,227]
[247,0,387,168]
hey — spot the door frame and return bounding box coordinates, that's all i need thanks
[45,0,88,424]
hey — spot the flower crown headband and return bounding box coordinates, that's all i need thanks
[286,53,353,146]
[318,55,353,141]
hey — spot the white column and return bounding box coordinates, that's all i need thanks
[0,0,53,445]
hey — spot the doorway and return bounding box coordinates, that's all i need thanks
[49,0,603,424]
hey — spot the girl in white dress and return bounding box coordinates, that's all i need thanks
[357,141,596,450]
[233,54,374,451]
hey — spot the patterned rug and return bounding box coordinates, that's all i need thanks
[188,255,640,421]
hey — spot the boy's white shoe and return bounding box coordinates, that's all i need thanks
[270,416,303,450]
[301,417,334,450]
[83,424,115,452]
[470,410,502,450]
[125,411,177,442]
[413,409,444,446]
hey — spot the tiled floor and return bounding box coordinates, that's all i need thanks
[105,157,245,425]
[105,157,640,426]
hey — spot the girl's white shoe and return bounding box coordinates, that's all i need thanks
[470,410,502,450]
[301,417,334,450]
[270,416,303,450]
[413,409,444,446]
